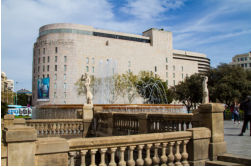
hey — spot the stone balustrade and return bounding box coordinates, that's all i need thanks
[67,131,192,166]
[95,112,194,136]
[26,119,84,137]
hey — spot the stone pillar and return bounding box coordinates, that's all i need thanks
[197,103,226,160]
[138,113,148,134]
[107,112,114,136]
[35,137,69,166]
[3,125,37,166]
[3,114,15,128]
[82,104,94,137]
[187,127,211,166]
[13,118,26,125]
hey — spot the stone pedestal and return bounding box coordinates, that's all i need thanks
[3,114,14,128]
[138,113,148,134]
[35,137,69,166]
[198,103,226,160]
[82,104,94,137]
[3,125,37,166]
[187,127,211,166]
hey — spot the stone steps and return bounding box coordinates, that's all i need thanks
[206,153,251,166]
[205,160,244,166]
[218,153,251,165]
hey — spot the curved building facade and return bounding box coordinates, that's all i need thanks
[32,23,210,105]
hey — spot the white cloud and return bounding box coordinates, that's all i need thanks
[120,0,185,20]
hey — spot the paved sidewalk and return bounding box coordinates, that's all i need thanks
[224,120,251,156]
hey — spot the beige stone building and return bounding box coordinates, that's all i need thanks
[1,72,15,104]
[32,23,210,105]
[229,52,251,69]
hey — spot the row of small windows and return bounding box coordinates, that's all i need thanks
[86,57,95,64]
[37,47,58,55]
[240,63,251,68]
[37,55,66,64]
[237,57,251,62]
[86,66,95,73]
[36,65,67,72]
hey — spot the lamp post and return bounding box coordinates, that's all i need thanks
[15,81,18,105]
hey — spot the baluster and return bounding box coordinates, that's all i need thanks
[160,143,168,166]
[64,123,68,134]
[174,141,182,166]
[181,121,184,131]
[176,121,180,131]
[99,148,107,166]
[69,123,72,134]
[153,143,160,165]
[69,151,76,166]
[168,142,175,166]
[109,147,117,166]
[90,149,97,166]
[144,144,152,166]
[181,140,189,166]
[41,123,44,135]
[61,123,65,134]
[136,145,144,166]
[53,123,57,134]
[172,121,175,131]
[81,150,88,166]
[72,123,76,134]
[186,122,190,129]
[127,146,136,166]
[58,123,62,135]
[118,147,126,166]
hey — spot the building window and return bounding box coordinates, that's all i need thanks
[38,75,40,78]
[64,83,66,91]
[245,57,247,61]
[64,74,66,80]
[64,56,67,63]
[55,65,57,71]
[43,48,45,54]
[38,49,40,55]
[86,66,89,72]
[55,56,57,62]
[249,63,251,67]
[55,74,57,80]
[92,66,95,73]
[55,47,58,53]
[43,57,45,63]
[47,74,49,78]
[64,92,67,98]
[245,63,247,67]
[112,68,115,75]
[43,74,45,78]
[166,57,168,63]
[38,58,40,64]
[128,69,131,73]
[38,66,40,72]
[166,72,168,77]
[64,65,67,71]
[33,68,35,73]
[173,80,175,85]
[128,61,131,67]
[47,56,50,63]
[92,57,95,64]
[173,73,175,78]
[173,65,175,71]
[47,65,49,71]
[155,66,157,72]
[43,65,45,72]
[182,73,184,79]
[86,57,89,64]
[54,83,57,89]
[181,66,184,72]
[166,65,168,70]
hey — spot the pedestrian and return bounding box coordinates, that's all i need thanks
[233,102,240,125]
[239,96,251,136]
[230,102,235,121]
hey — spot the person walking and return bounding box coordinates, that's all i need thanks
[239,96,251,136]
[233,102,240,126]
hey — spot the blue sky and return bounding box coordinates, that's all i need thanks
[2,0,251,91]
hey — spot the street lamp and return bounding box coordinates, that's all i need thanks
[15,81,19,105]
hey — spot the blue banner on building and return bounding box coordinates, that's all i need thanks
[37,77,50,101]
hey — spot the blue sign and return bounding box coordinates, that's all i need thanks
[37,77,50,100]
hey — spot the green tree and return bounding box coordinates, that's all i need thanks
[17,93,31,106]
[135,71,173,104]
[207,64,251,106]
[1,102,8,117]
[173,73,203,112]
